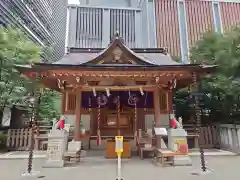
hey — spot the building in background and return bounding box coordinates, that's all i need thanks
[155,0,240,64]
[66,0,240,64]
[0,0,67,62]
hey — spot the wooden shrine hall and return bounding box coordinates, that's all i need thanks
[16,33,216,158]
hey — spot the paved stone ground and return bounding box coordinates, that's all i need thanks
[0,156,240,180]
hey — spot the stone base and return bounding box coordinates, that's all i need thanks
[21,170,41,180]
[43,160,64,168]
[173,155,192,166]
[190,168,213,176]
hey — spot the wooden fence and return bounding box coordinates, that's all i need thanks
[184,123,219,149]
[6,129,33,151]
[6,126,220,151]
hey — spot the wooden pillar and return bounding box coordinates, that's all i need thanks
[154,87,161,126]
[153,87,161,148]
[74,91,82,141]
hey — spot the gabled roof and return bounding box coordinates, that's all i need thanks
[53,48,179,66]
[52,32,180,66]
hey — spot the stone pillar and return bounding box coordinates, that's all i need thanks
[74,91,81,141]
[153,87,161,148]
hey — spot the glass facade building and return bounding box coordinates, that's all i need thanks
[0,0,67,62]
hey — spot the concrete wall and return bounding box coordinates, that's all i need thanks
[217,124,240,154]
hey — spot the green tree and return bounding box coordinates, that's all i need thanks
[0,27,41,111]
[38,89,60,121]
[190,28,240,123]
[0,27,60,123]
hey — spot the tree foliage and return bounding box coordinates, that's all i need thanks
[0,27,41,110]
[0,27,60,123]
[38,89,60,121]
[175,27,240,124]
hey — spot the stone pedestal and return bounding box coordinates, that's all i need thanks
[168,128,192,166]
[43,129,69,168]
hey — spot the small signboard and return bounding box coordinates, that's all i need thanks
[115,136,123,154]
[173,138,188,154]
[47,140,61,161]
[154,127,167,136]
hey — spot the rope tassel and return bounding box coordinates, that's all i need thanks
[134,97,137,146]
[97,96,101,145]
[117,96,120,136]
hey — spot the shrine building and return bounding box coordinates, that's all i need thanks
[16,33,215,155]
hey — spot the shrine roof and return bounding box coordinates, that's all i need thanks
[14,32,217,75]
[51,32,179,66]
[51,48,177,66]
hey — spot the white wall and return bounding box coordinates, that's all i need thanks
[64,114,91,130]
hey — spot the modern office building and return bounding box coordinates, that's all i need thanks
[66,0,240,63]
[0,0,67,62]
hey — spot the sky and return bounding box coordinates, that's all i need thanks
[68,0,80,5]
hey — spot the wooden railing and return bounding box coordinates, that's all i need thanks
[5,125,221,151]
[199,126,219,148]
[184,123,219,149]
[6,129,33,151]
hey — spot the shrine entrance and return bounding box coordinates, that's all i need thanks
[16,32,216,159]
[82,90,154,138]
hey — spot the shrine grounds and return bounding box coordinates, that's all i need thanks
[0,156,239,180]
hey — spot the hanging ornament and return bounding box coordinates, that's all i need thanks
[92,87,97,97]
[133,97,140,147]
[133,96,137,128]
[97,94,108,106]
[96,96,101,145]
[139,86,144,96]
[88,96,92,112]
[116,96,121,135]
[168,78,177,90]
[128,93,138,106]
[113,96,120,104]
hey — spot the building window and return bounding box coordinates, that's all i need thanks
[178,1,189,64]
[78,0,132,7]
[110,9,135,48]
[212,2,222,33]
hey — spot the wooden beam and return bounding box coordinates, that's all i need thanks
[68,84,168,92]
[153,87,161,148]
[46,69,192,78]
